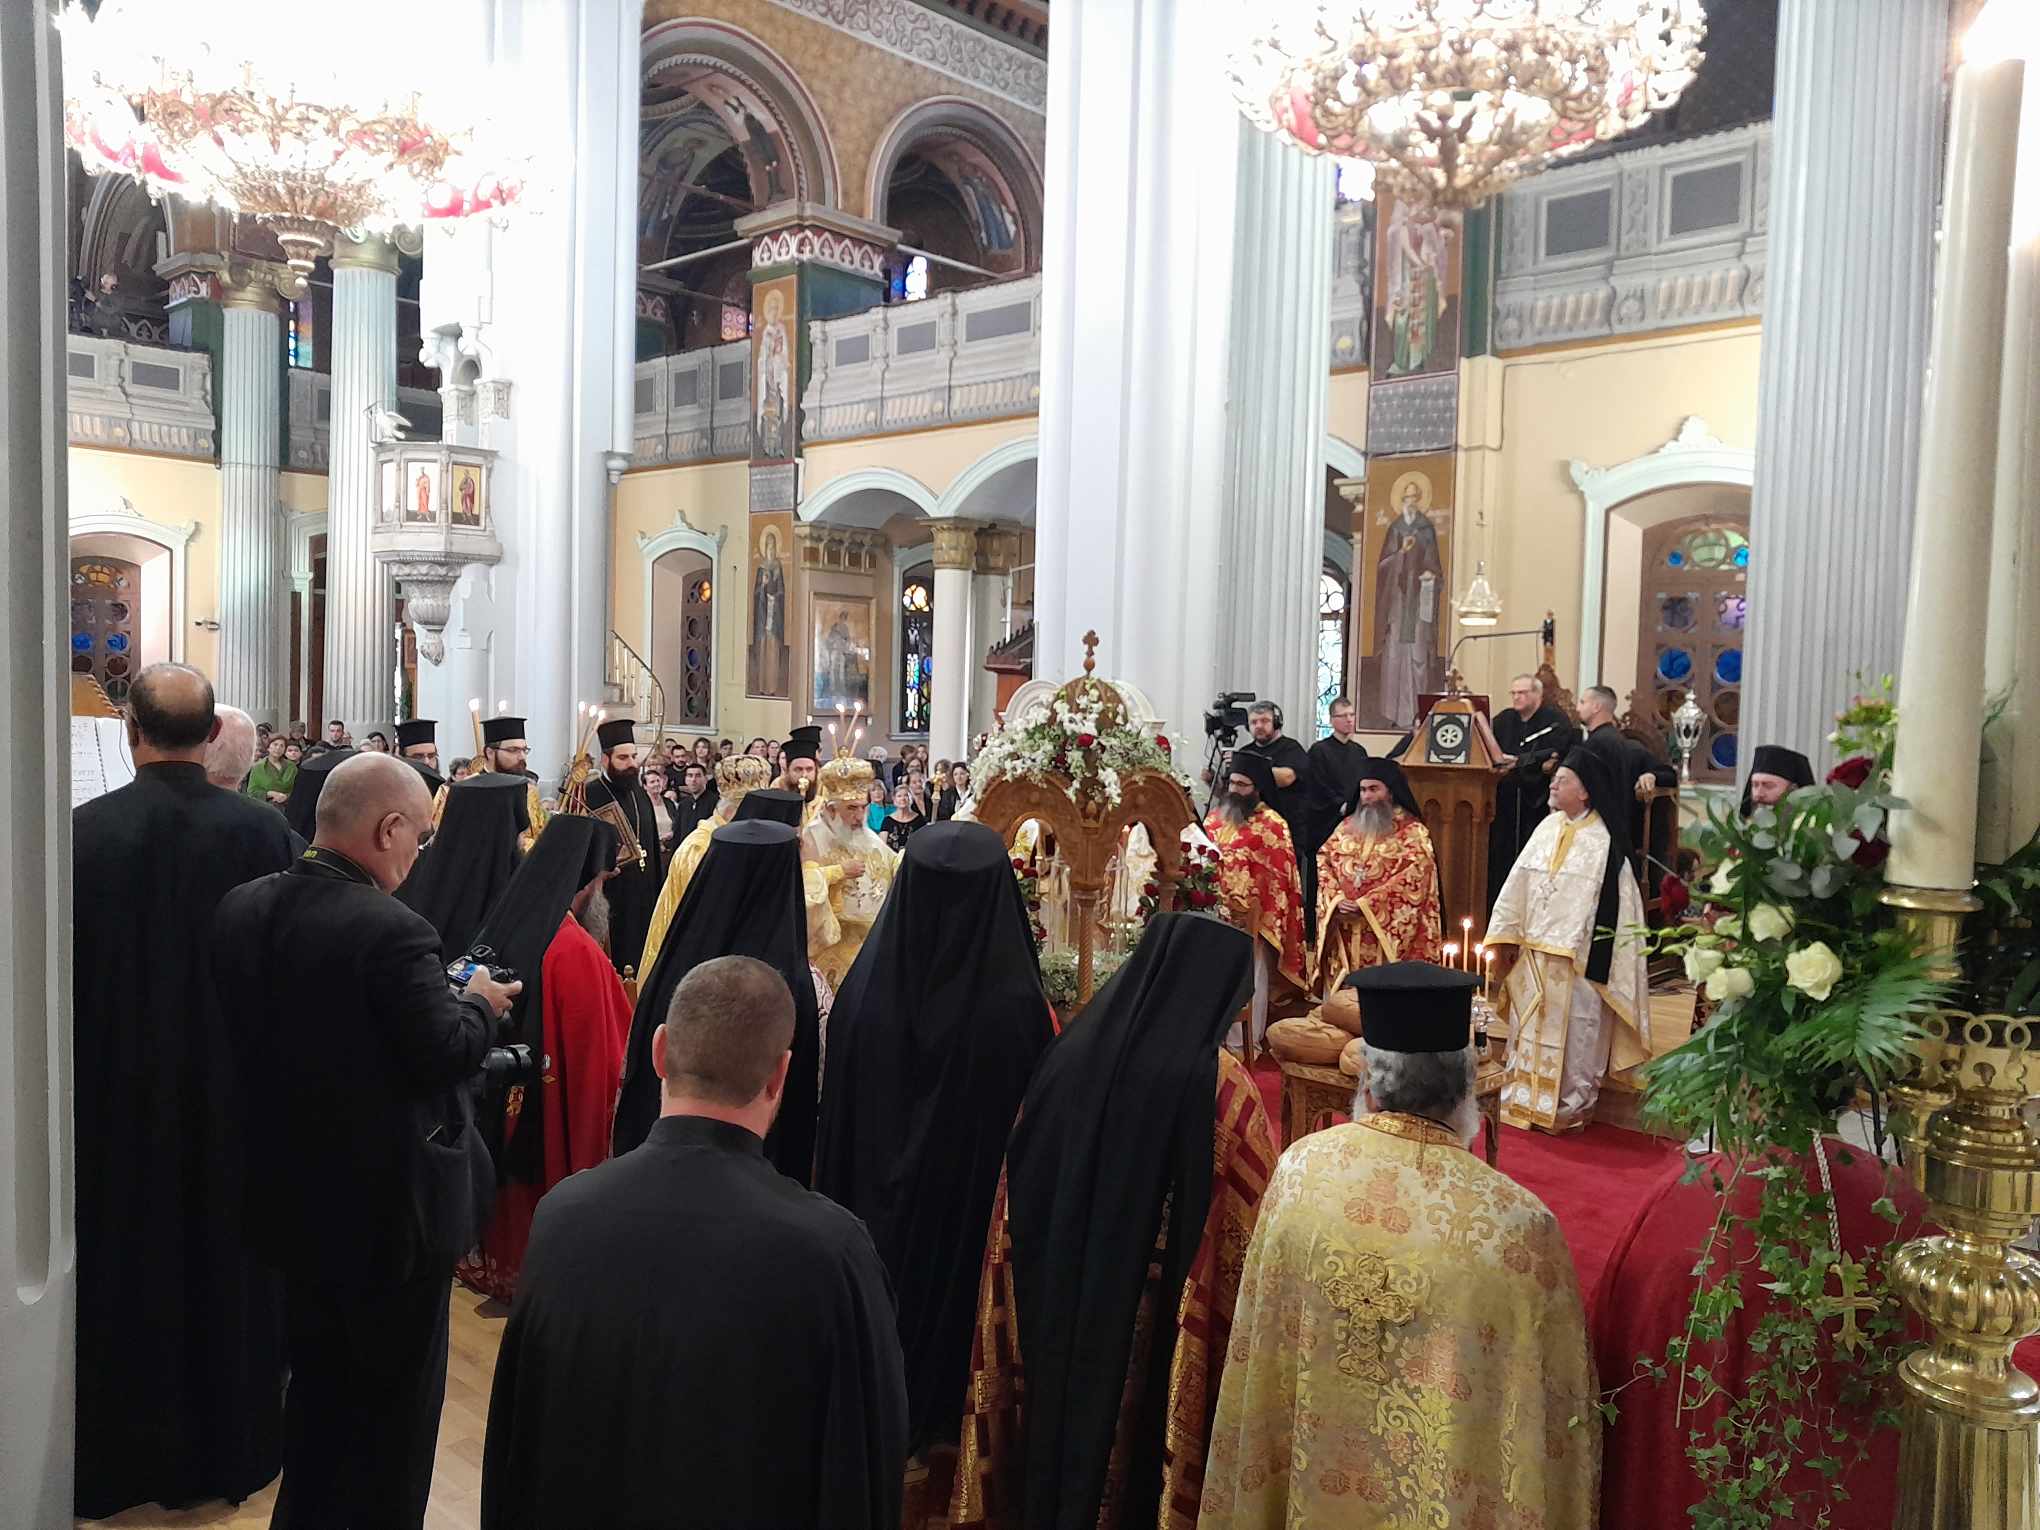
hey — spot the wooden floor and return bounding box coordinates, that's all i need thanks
[80,1286,508,1530]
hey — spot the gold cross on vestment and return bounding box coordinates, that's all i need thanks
[1824,1255,1881,1355]
[1319,1251,1420,1385]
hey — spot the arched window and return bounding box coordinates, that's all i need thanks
[899,565,934,735]
[1639,515,1749,783]
[650,545,715,728]
[1316,565,1349,739]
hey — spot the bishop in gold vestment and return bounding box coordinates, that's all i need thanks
[804,752,899,987]
[1315,758,1443,994]
[1200,963,1600,1530]
[1486,748,1649,1133]
[638,754,772,978]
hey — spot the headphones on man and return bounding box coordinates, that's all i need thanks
[1263,701,1284,730]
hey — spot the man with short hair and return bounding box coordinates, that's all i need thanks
[203,702,260,790]
[1741,743,1815,815]
[1235,700,1316,945]
[672,758,715,839]
[325,718,346,748]
[1488,747,1652,1131]
[483,955,908,1528]
[214,753,518,1529]
[1200,962,1599,1528]
[1314,757,1443,995]
[1577,683,1676,895]
[583,717,664,974]
[1205,752,1307,1050]
[1488,672,1580,909]
[1303,695,1369,878]
[73,664,297,1519]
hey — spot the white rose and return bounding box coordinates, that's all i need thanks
[1785,941,1844,1003]
[1714,915,1742,942]
[1683,946,1725,984]
[1704,964,1756,1002]
[1746,903,1796,943]
[1708,860,1737,895]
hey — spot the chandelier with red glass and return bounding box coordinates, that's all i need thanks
[1232,0,1708,209]
[58,1,524,291]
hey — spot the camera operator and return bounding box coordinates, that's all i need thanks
[1233,700,1319,949]
[214,752,521,1530]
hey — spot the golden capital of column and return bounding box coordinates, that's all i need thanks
[220,259,297,314]
[331,232,401,275]
[973,525,1023,577]
[931,517,983,571]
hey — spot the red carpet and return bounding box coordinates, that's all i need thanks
[1249,1058,1682,1311]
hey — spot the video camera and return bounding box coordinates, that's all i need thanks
[1204,691,1257,745]
[447,954,537,1081]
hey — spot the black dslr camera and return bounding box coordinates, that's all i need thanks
[1204,691,1256,745]
[447,954,536,1080]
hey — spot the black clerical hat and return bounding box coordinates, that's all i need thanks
[597,718,637,753]
[1226,750,1278,801]
[785,725,824,763]
[1345,756,1423,821]
[395,718,436,751]
[1347,961,1476,1052]
[1748,744,1814,790]
[735,788,806,827]
[483,715,527,745]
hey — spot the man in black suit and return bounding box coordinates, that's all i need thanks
[483,955,908,1528]
[1235,700,1317,946]
[214,752,520,1530]
[1577,684,1678,887]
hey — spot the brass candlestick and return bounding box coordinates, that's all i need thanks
[1884,884,2040,1530]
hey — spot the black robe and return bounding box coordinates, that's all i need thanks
[481,1115,908,1529]
[814,822,1053,1452]
[73,761,295,1517]
[584,770,664,976]
[1487,704,1580,910]
[395,772,527,963]
[611,821,821,1185]
[1304,733,1370,867]
[1236,732,1317,946]
[1583,721,1677,890]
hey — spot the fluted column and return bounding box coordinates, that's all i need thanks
[324,233,399,733]
[930,518,981,764]
[969,527,1020,743]
[216,275,284,723]
[1216,127,1334,731]
[1035,1,1330,732]
[1741,0,1948,766]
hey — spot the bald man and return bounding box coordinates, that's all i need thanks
[215,751,520,1529]
[74,664,299,1518]
[203,703,260,791]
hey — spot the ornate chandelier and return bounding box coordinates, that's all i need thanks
[57,1,522,290]
[1232,1,1707,209]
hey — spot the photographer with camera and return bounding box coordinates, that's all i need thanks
[1232,700,1318,950]
[214,752,521,1530]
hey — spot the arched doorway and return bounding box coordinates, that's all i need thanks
[870,101,1042,298]
[650,545,716,728]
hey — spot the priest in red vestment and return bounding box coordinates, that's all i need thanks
[456,814,634,1301]
[1204,750,1306,1048]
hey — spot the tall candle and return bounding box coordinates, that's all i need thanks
[1888,9,2026,891]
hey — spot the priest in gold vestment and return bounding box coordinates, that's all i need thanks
[1199,962,1600,1530]
[638,754,772,977]
[952,914,1276,1530]
[1486,746,1650,1133]
[803,751,900,987]
[1315,758,1443,994]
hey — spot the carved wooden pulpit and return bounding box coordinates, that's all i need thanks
[1403,695,1501,951]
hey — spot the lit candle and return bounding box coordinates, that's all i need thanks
[1444,942,1459,970]
[1461,917,1474,970]
[1888,2,2027,891]
[1484,949,1495,1001]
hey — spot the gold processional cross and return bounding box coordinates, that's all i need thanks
[1319,1250,1420,1385]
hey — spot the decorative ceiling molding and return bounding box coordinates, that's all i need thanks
[762,0,1047,115]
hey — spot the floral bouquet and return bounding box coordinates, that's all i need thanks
[970,677,1187,807]
[1137,836,1223,924]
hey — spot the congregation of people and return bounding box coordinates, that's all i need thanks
[78,658,1877,1529]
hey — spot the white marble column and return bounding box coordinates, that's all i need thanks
[1741,0,1948,767]
[1216,127,1334,732]
[930,519,981,765]
[324,233,399,733]
[1,0,76,1516]
[1034,2,1330,734]
[216,278,284,723]
[968,528,1016,744]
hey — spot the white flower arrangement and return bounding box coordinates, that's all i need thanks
[969,677,1189,807]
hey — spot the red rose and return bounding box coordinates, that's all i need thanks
[1011,857,1027,872]
[1075,732,1097,748]
[1852,835,1890,870]
[1191,889,1217,909]
[1156,735,1171,753]
[1827,755,1875,789]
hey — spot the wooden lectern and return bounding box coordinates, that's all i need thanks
[1402,695,1500,951]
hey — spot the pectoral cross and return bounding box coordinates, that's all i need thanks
[1318,1251,1420,1386]
[1823,1255,1880,1355]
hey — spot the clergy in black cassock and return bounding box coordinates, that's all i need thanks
[1235,703,1317,947]
[1304,697,1370,876]
[612,819,822,1185]
[482,955,907,1530]
[814,822,1054,1452]
[280,744,355,841]
[583,716,664,975]
[73,663,296,1518]
[1579,685,1677,890]
[395,771,528,962]
[1487,675,1580,910]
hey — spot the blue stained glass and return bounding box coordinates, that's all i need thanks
[1715,647,1743,684]
[1667,550,1686,567]
[1656,647,1693,683]
[105,631,129,653]
[1710,731,1738,770]
[72,631,93,652]
[1733,546,1749,568]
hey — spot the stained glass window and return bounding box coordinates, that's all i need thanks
[1639,511,1750,785]
[899,567,934,734]
[288,298,315,369]
[681,575,713,724]
[71,556,140,705]
[1316,567,1349,738]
